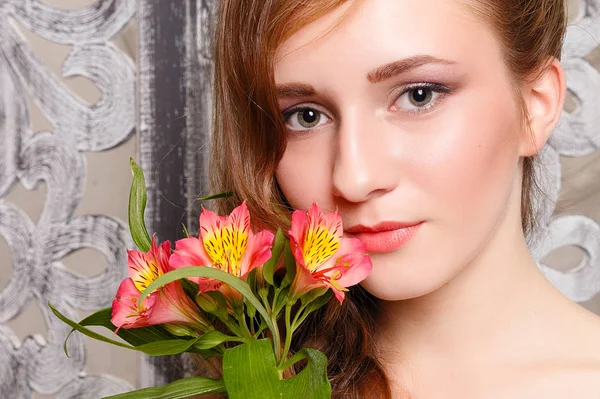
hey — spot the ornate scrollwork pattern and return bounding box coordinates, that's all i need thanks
[0,0,136,397]
[534,0,600,302]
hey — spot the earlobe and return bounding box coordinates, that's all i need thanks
[519,58,566,157]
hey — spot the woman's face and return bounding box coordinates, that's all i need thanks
[274,0,524,301]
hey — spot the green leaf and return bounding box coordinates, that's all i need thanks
[281,243,297,288]
[281,348,331,398]
[223,340,281,399]
[49,303,135,356]
[245,298,257,319]
[51,304,211,358]
[67,307,175,347]
[181,223,190,238]
[283,348,331,399]
[245,268,258,294]
[262,228,286,286]
[102,376,226,399]
[222,339,331,399]
[133,337,201,356]
[139,267,277,341]
[196,291,229,321]
[194,329,241,350]
[128,158,152,252]
[180,278,199,300]
[304,290,334,315]
[196,191,233,201]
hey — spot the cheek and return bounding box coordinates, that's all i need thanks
[416,92,521,225]
[361,92,523,300]
[275,134,335,210]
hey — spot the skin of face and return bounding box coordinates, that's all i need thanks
[274,0,536,302]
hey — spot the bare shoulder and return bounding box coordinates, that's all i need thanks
[522,307,600,399]
[488,359,600,399]
[490,306,600,399]
[523,363,600,399]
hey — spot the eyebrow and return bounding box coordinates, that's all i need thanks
[275,55,457,98]
[367,55,457,83]
[276,83,316,99]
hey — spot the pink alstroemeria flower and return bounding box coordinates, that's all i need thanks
[289,203,372,303]
[169,202,274,292]
[111,237,208,332]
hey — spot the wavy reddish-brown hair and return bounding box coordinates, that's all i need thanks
[209,0,567,397]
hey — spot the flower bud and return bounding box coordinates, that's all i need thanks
[196,292,228,321]
[164,323,199,338]
[300,286,329,305]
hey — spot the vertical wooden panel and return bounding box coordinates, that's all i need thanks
[138,0,215,387]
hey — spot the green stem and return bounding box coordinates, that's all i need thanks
[249,316,256,336]
[277,304,294,368]
[222,318,245,340]
[271,287,281,314]
[236,311,253,340]
[259,289,272,314]
[291,302,315,331]
[291,303,307,330]
[271,315,281,361]
[253,323,266,339]
[278,351,308,373]
[267,288,283,361]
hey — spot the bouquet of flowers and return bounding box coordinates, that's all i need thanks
[50,159,372,399]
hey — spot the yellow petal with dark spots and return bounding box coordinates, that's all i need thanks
[303,225,340,272]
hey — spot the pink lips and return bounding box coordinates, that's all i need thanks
[345,221,423,253]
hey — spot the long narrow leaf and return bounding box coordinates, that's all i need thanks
[281,244,297,288]
[68,307,175,347]
[262,228,286,286]
[133,337,200,356]
[128,158,152,252]
[48,303,134,356]
[196,191,233,201]
[194,329,242,350]
[102,377,226,399]
[139,267,277,339]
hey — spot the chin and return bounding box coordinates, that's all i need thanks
[359,261,456,302]
[360,278,436,302]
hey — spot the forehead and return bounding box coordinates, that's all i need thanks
[274,0,501,83]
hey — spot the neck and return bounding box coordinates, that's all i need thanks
[376,191,570,373]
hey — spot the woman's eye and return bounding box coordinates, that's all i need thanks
[393,84,449,113]
[283,108,330,131]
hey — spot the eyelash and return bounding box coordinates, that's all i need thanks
[281,82,452,132]
[393,83,452,114]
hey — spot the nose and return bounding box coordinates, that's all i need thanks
[332,113,398,203]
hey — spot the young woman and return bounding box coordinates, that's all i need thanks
[210,0,600,397]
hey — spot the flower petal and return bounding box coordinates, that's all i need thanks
[170,237,213,268]
[289,262,323,300]
[152,238,173,273]
[289,208,308,251]
[307,203,343,239]
[220,202,251,276]
[148,280,208,328]
[239,229,274,277]
[331,250,372,288]
[111,278,156,330]
[301,204,342,272]
[127,249,162,293]
[199,207,228,265]
[170,237,215,286]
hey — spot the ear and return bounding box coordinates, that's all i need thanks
[519,58,566,157]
